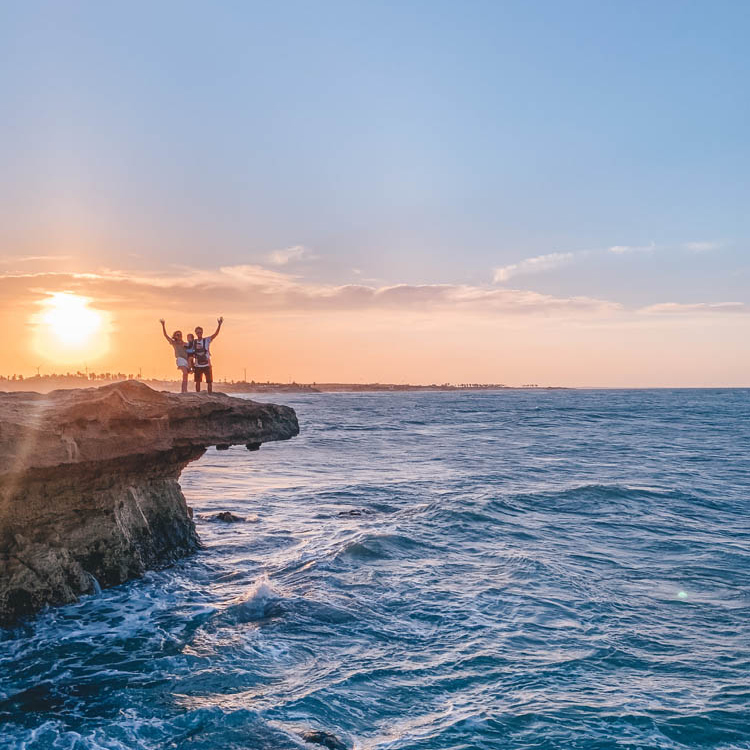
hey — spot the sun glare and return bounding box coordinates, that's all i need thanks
[33,292,109,363]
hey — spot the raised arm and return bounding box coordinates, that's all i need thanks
[209,316,224,340]
[160,318,172,343]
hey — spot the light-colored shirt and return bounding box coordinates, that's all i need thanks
[192,336,212,366]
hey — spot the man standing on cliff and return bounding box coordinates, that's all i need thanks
[192,317,223,393]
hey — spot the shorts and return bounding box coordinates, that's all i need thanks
[194,366,213,383]
[176,357,189,369]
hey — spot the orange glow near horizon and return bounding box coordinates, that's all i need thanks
[32,292,110,364]
[1,270,748,387]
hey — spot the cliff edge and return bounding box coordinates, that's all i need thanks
[0,381,299,626]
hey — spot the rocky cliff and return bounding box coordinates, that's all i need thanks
[0,381,299,626]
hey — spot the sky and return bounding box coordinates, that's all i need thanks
[1,1,749,386]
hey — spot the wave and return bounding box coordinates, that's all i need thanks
[487,483,712,516]
[331,532,440,564]
[221,574,283,623]
[215,573,356,629]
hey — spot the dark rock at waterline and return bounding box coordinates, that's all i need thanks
[0,380,298,626]
[300,729,349,750]
[336,508,376,518]
[214,511,244,523]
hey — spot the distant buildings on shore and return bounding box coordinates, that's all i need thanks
[0,373,561,393]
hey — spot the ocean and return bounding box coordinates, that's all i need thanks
[2,390,749,749]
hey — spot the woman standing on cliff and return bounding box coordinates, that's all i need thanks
[160,319,190,393]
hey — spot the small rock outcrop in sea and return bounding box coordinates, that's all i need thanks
[0,381,298,626]
[214,511,244,523]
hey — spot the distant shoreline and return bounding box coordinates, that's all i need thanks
[3,377,748,393]
[0,375,565,394]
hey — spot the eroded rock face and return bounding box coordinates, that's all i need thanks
[0,381,298,625]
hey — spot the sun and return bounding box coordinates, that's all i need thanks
[32,292,110,363]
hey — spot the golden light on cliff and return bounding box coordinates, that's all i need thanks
[32,292,110,363]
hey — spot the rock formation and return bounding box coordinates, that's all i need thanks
[0,381,298,626]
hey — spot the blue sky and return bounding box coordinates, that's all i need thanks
[1,2,749,384]
[2,1,748,297]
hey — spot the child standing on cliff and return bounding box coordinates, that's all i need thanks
[186,333,196,373]
[159,320,190,393]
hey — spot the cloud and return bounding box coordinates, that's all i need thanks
[683,241,721,253]
[608,242,656,255]
[0,255,73,264]
[0,265,620,319]
[640,302,748,315]
[267,245,316,265]
[493,252,574,283]
[609,240,723,255]
[492,237,722,285]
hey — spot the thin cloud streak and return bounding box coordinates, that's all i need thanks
[609,242,656,254]
[493,252,574,283]
[610,240,724,255]
[683,241,722,252]
[0,255,74,264]
[267,245,316,265]
[640,302,748,315]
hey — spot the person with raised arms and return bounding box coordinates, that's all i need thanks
[191,317,223,393]
[159,319,190,393]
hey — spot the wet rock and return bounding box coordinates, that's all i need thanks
[0,380,299,626]
[300,729,349,750]
[214,511,244,523]
[337,508,374,517]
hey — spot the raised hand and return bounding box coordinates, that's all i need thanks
[210,316,224,340]
[160,319,172,342]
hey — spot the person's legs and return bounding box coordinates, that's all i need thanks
[206,366,214,394]
[194,367,203,392]
[179,366,189,393]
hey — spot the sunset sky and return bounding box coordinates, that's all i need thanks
[2,1,749,386]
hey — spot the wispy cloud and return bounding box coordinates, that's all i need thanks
[493,252,574,283]
[0,255,73,264]
[608,242,656,255]
[610,240,723,255]
[640,302,748,315]
[683,241,722,253]
[267,245,316,265]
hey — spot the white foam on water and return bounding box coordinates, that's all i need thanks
[224,573,280,622]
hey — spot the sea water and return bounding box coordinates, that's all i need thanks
[1,390,749,749]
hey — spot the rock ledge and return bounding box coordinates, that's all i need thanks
[0,381,298,625]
